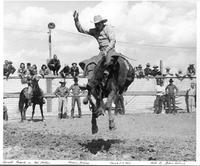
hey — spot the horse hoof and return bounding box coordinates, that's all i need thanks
[92,125,98,134]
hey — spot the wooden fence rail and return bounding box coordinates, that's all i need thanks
[4,91,188,99]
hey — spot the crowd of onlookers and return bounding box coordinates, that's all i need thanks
[3,54,80,82]
[134,63,196,80]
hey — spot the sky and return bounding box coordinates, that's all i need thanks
[3,1,197,73]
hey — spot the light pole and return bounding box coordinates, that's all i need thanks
[46,22,55,112]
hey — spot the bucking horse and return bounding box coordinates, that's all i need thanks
[79,53,135,134]
[18,76,45,122]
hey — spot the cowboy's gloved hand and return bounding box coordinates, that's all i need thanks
[73,10,79,21]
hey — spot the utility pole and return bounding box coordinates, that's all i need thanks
[46,22,55,112]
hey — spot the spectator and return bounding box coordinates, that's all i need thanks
[68,77,83,118]
[154,79,165,114]
[39,64,50,78]
[60,64,71,78]
[18,62,28,84]
[186,64,195,79]
[144,63,152,77]
[151,65,161,77]
[186,81,196,113]
[48,54,61,75]
[165,79,178,114]
[4,60,16,79]
[70,62,79,78]
[136,64,144,78]
[26,63,32,73]
[175,69,186,81]
[31,64,38,75]
[163,67,173,77]
[3,102,8,121]
[54,81,69,119]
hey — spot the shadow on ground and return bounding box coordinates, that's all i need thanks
[79,139,124,154]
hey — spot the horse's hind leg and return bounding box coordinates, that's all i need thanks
[107,91,116,130]
[31,104,36,120]
[40,104,44,121]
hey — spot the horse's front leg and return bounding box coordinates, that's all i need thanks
[106,90,116,130]
[31,103,36,120]
[89,100,98,134]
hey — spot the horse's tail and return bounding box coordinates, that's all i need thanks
[18,89,26,112]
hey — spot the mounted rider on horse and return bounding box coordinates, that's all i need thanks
[73,10,132,107]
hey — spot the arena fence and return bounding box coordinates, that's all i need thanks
[3,75,196,120]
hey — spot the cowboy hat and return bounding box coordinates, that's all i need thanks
[138,64,142,68]
[169,78,173,83]
[146,63,150,67]
[72,62,77,66]
[92,15,107,24]
[153,65,158,68]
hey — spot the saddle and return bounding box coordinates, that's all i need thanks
[79,53,135,92]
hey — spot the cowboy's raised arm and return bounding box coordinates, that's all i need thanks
[73,10,92,36]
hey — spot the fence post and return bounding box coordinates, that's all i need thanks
[46,59,52,112]
[160,60,163,75]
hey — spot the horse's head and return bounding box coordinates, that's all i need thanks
[31,76,41,96]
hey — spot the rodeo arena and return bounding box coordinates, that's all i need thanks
[3,10,197,165]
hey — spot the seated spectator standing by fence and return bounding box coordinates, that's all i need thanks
[18,63,28,84]
[186,64,195,79]
[54,81,69,119]
[70,62,79,78]
[154,79,165,114]
[175,69,186,81]
[48,54,61,75]
[69,77,83,118]
[163,67,173,77]
[4,60,16,79]
[39,64,50,78]
[186,81,196,113]
[165,79,178,114]
[60,64,71,78]
[136,64,144,78]
[151,65,161,77]
[144,63,152,79]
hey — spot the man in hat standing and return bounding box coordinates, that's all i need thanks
[73,11,119,87]
[165,79,178,114]
[54,80,69,119]
[186,81,196,113]
[154,79,166,114]
[68,77,83,118]
[70,62,79,78]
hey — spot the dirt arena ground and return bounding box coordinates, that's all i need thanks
[3,112,196,161]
